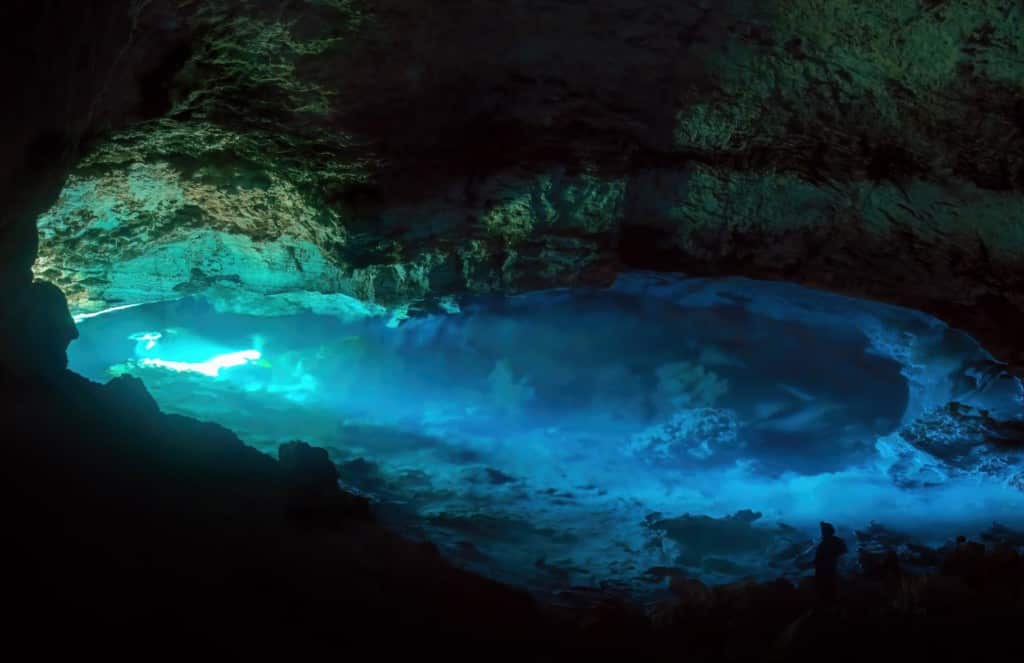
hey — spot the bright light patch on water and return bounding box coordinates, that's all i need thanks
[66,273,1024,599]
[72,302,145,324]
[129,331,163,351]
[139,349,263,378]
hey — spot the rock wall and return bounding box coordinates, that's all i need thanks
[25,0,1024,370]
[0,0,189,373]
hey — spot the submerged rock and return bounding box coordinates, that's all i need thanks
[644,510,811,582]
[877,402,1024,489]
[628,407,741,464]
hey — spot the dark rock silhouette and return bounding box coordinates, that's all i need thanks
[0,281,77,378]
[278,440,372,525]
[2,368,548,657]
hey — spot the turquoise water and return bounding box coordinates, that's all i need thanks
[68,273,1024,598]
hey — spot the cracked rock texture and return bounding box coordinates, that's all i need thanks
[27,0,1024,368]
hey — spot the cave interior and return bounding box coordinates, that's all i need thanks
[3,0,1024,659]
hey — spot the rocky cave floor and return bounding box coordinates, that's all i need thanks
[65,273,1024,606]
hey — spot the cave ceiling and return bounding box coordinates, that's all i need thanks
[30,0,1024,368]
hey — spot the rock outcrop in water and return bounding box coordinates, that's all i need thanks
[878,401,1024,490]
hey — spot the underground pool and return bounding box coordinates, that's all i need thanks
[67,272,1024,599]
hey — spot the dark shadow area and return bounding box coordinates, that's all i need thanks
[2,369,550,656]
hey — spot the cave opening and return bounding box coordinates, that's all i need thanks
[65,271,1024,597]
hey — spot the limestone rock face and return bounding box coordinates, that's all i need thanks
[25,0,1024,367]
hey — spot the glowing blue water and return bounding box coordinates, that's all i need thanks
[68,273,1024,598]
